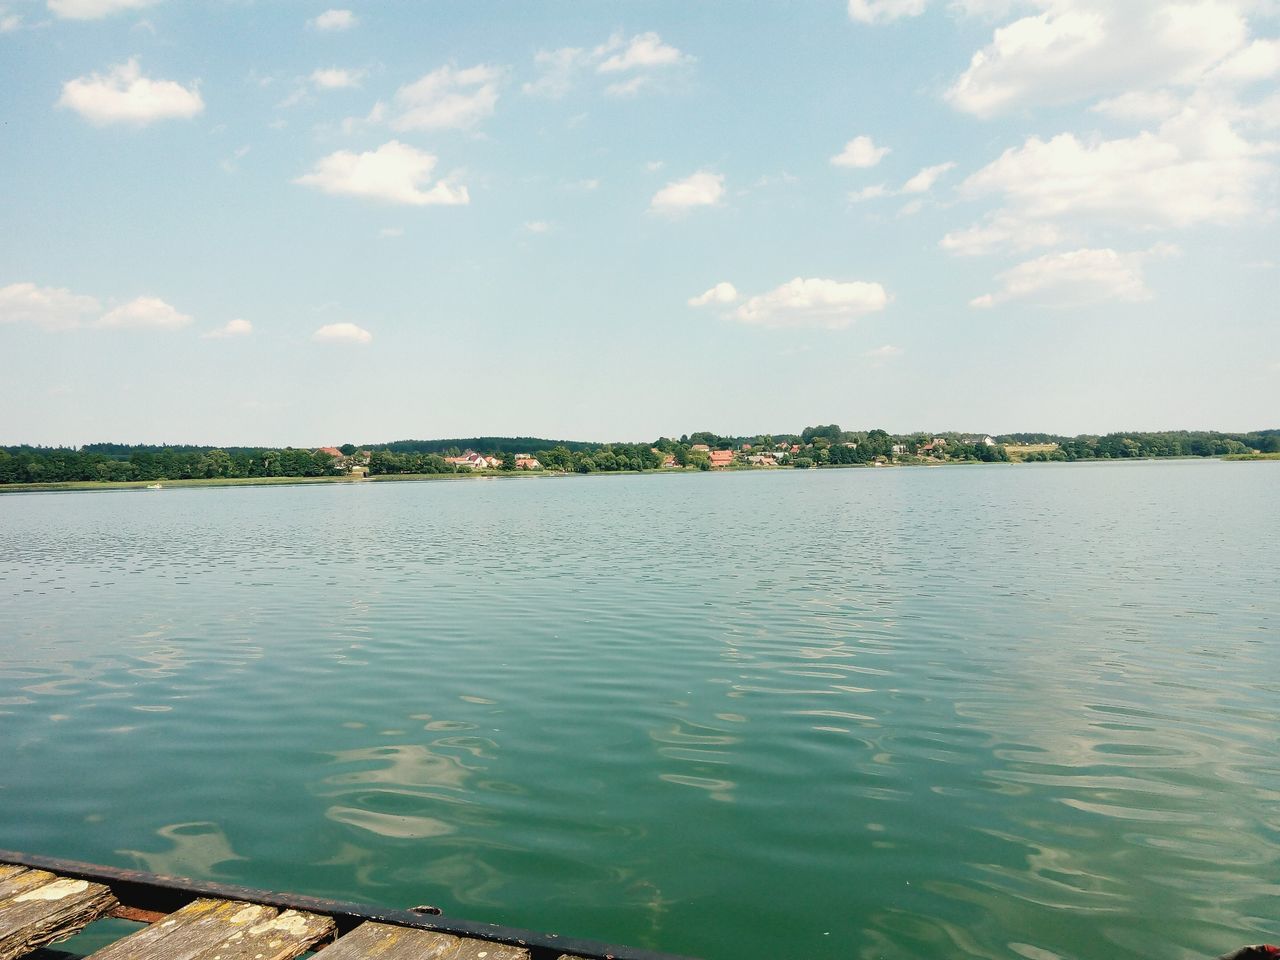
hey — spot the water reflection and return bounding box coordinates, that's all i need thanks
[0,465,1277,960]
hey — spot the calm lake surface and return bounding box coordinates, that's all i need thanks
[2,461,1278,960]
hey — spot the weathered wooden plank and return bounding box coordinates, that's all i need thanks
[446,935,529,960]
[0,877,118,960]
[0,870,57,902]
[87,898,276,960]
[185,909,335,960]
[317,921,528,960]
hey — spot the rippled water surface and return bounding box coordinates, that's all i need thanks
[2,461,1278,960]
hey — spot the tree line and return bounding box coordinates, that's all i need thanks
[1,427,1275,485]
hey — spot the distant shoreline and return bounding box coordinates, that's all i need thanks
[0,455,1273,494]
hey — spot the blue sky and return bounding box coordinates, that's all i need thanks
[1,0,1277,446]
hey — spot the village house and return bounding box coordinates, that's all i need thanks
[891,443,906,455]
[746,453,778,466]
[445,451,497,469]
[709,450,735,468]
[690,443,711,452]
[316,446,343,458]
[515,457,542,470]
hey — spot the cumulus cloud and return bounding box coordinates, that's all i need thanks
[98,296,192,329]
[390,64,502,131]
[309,9,356,31]
[940,215,1069,255]
[524,32,690,98]
[688,282,739,306]
[0,282,100,330]
[649,171,724,215]
[311,68,365,90]
[847,0,928,24]
[202,318,252,339]
[946,1,1253,117]
[831,135,891,168]
[313,322,372,344]
[961,108,1272,232]
[902,161,957,193]
[733,277,891,329]
[48,0,159,20]
[971,245,1176,307]
[596,32,690,73]
[295,141,469,207]
[58,59,203,126]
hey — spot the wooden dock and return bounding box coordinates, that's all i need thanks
[0,852,695,960]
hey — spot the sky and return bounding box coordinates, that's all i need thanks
[1,0,1277,447]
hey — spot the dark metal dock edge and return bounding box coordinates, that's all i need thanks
[0,849,700,960]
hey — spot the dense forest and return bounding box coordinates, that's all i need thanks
[0,428,1275,485]
[995,430,1280,460]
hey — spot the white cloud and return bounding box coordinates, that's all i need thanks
[522,47,583,98]
[959,108,1274,237]
[864,344,904,357]
[733,277,891,329]
[311,68,365,90]
[0,282,100,330]
[523,220,551,234]
[1208,38,1280,86]
[940,215,1069,255]
[831,135,891,168]
[58,59,204,126]
[340,99,386,133]
[604,76,651,98]
[971,245,1176,307]
[688,282,739,306]
[946,2,1252,118]
[202,318,252,339]
[847,0,928,23]
[849,183,891,202]
[596,32,690,73]
[309,9,356,31]
[902,160,957,193]
[314,322,372,344]
[524,32,691,98]
[649,171,724,215]
[1091,89,1185,122]
[295,141,469,207]
[98,296,192,330]
[390,64,502,131]
[1,9,22,31]
[378,227,404,238]
[220,144,250,173]
[48,0,159,20]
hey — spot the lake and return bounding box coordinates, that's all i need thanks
[1,461,1277,960]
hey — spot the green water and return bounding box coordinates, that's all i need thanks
[1,461,1277,960]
